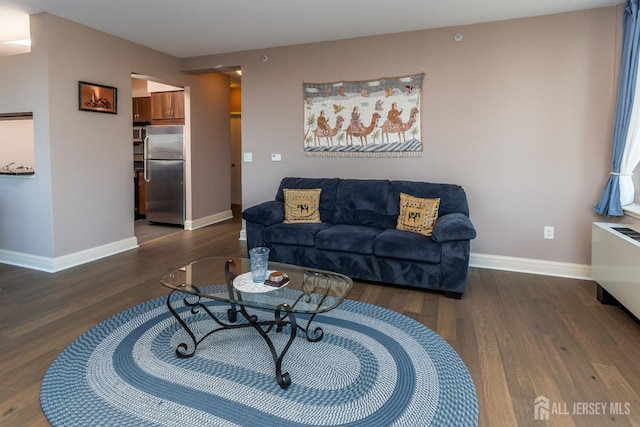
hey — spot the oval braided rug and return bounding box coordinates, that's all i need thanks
[40,286,478,426]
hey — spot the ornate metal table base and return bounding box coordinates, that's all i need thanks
[165,260,325,389]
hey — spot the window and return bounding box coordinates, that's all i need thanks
[623,161,640,219]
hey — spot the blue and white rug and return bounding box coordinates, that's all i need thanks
[41,286,478,426]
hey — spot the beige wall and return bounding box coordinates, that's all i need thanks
[188,73,231,220]
[230,87,241,113]
[1,7,636,272]
[183,6,640,267]
[0,13,230,269]
[0,14,54,258]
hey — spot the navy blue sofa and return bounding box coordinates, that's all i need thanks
[242,177,477,298]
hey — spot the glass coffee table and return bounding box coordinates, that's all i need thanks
[160,257,352,388]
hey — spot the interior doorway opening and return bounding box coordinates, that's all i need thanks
[230,70,242,219]
[131,74,187,244]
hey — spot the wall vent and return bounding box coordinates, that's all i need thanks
[612,227,640,243]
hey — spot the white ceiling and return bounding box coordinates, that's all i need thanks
[0,0,623,58]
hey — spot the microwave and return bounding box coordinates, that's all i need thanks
[133,126,146,143]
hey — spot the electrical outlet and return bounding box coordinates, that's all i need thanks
[544,226,554,240]
[271,153,282,162]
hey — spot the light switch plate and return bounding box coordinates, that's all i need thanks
[243,152,253,162]
[271,153,282,162]
[544,226,554,239]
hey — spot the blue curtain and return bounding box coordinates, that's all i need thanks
[594,0,640,216]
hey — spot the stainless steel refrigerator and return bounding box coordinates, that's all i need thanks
[144,125,185,226]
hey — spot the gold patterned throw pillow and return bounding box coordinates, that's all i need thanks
[396,192,440,236]
[283,188,322,223]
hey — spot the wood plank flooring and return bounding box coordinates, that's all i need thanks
[1,215,639,426]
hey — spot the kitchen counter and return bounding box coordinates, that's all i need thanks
[0,168,35,176]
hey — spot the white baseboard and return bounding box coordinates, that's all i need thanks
[470,252,592,280]
[0,237,138,273]
[233,232,591,280]
[0,234,592,281]
[0,209,233,273]
[232,229,593,280]
[185,210,233,230]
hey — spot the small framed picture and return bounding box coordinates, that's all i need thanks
[78,81,117,114]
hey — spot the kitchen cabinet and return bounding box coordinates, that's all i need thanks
[135,171,147,218]
[132,97,151,123]
[151,91,184,121]
[139,172,147,216]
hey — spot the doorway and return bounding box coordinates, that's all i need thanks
[229,71,242,218]
[230,114,241,216]
[134,221,182,244]
[131,75,186,244]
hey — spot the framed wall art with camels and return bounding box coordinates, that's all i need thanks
[303,73,423,157]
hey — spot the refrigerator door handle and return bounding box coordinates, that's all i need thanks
[143,136,151,183]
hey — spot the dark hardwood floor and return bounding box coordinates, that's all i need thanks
[1,215,639,426]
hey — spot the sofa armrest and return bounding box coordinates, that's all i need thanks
[242,201,284,226]
[431,213,476,242]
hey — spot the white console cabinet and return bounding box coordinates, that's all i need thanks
[591,222,640,320]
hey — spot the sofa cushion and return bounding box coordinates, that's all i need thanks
[316,225,382,254]
[264,222,332,247]
[276,177,340,223]
[396,193,440,236]
[389,180,469,217]
[283,188,322,223]
[334,179,396,228]
[374,229,441,263]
